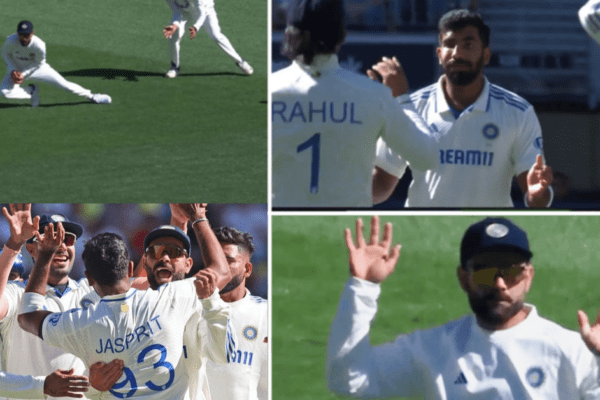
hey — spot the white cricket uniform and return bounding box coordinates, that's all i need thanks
[327,277,600,399]
[0,277,94,400]
[271,54,438,207]
[165,0,244,68]
[0,372,44,399]
[579,0,600,44]
[206,290,268,400]
[40,279,234,400]
[375,76,543,207]
[1,34,92,100]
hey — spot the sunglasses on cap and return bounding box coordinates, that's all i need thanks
[32,232,77,247]
[469,261,529,285]
[145,244,188,260]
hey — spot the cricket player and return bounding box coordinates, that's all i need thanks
[271,0,439,208]
[0,369,89,399]
[579,0,600,45]
[327,216,600,398]
[18,226,234,400]
[372,10,553,208]
[163,0,253,78]
[205,227,268,400]
[1,21,111,107]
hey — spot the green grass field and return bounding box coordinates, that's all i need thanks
[272,214,600,399]
[0,0,266,202]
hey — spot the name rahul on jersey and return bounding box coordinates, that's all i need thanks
[272,101,363,124]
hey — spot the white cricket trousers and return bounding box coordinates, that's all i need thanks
[169,7,243,68]
[1,63,92,100]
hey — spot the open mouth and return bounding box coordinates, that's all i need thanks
[155,268,173,280]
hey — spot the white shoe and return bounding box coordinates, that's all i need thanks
[165,68,178,78]
[91,94,112,104]
[30,85,39,107]
[237,60,253,75]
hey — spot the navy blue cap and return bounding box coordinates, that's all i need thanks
[461,217,532,268]
[17,21,33,35]
[143,225,191,256]
[27,214,84,243]
[287,0,345,47]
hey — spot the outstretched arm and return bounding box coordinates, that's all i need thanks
[17,222,64,338]
[578,309,600,355]
[171,204,231,289]
[43,369,89,399]
[517,155,553,208]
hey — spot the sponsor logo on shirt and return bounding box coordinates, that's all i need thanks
[439,149,494,166]
[526,367,545,388]
[482,123,499,140]
[243,325,258,341]
[454,371,468,384]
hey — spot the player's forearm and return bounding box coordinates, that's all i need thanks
[0,371,45,399]
[199,293,236,363]
[0,245,20,318]
[25,250,53,296]
[191,219,231,289]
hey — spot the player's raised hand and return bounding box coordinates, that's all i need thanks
[577,309,600,355]
[171,203,208,221]
[366,56,409,97]
[526,155,553,207]
[163,24,177,39]
[10,70,23,84]
[344,216,401,283]
[189,26,197,39]
[194,268,218,299]
[2,203,40,250]
[35,222,65,256]
[44,368,89,398]
[89,359,125,392]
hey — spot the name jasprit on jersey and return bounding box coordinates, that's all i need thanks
[272,101,362,124]
[95,315,163,354]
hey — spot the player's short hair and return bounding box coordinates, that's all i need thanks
[82,233,129,286]
[281,0,346,65]
[438,9,490,48]
[213,227,255,257]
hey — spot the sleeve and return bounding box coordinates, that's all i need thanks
[326,277,420,398]
[165,0,183,24]
[513,106,543,176]
[256,306,269,400]
[0,371,45,399]
[41,309,87,358]
[380,94,438,172]
[20,39,45,79]
[197,290,236,364]
[579,0,600,45]
[1,37,18,72]
[191,0,208,31]
[374,137,408,178]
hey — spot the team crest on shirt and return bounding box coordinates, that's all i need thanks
[482,123,499,140]
[526,367,545,388]
[534,137,543,150]
[48,313,61,326]
[485,223,509,238]
[80,298,93,310]
[243,325,258,341]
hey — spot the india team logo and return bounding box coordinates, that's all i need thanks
[482,123,499,140]
[526,367,545,388]
[485,223,509,238]
[80,298,93,310]
[243,325,258,341]
[534,137,543,150]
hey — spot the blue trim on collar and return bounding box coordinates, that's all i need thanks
[99,289,137,303]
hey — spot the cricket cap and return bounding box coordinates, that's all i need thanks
[27,214,84,243]
[1,251,25,278]
[287,0,345,47]
[144,225,191,256]
[460,217,532,268]
[17,21,33,35]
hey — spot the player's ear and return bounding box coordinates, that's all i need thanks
[127,261,134,278]
[524,263,534,292]
[457,265,469,292]
[244,262,253,278]
[483,47,491,66]
[185,256,193,274]
[436,46,443,64]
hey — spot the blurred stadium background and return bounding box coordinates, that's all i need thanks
[272,0,600,209]
[0,204,268,299]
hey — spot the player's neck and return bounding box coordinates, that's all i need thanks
[95,278,132,298]
[442,74,484,112]
[220,285,247,303]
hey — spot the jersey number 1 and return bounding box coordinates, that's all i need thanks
[297,133,320,194]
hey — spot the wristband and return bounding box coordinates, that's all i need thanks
[191,218,208,226]
[2,244,20,256]
[19,292,46,315]
[524,186,554,208]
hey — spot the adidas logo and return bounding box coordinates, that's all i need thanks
[454,372,468,384]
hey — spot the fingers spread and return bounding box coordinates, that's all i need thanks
[381,222,393,249]
[344,228,355,251]
[578,310,590,336]
[355,218,365,248]
[369,216,380,245]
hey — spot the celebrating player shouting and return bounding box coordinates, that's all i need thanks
[327,216,600,398]
[373,10,553,208]
[1,21,111,107]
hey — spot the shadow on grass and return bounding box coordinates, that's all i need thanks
[0,101,95,109]
[62,68,243,82]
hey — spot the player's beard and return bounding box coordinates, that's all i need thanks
[219,272,245,295]
[467,291,524,328]
[147,261,186,289]
[444,54,485,86]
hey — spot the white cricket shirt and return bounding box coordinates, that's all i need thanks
[41,279,229,400]
[165,0,205,30]
[375,76,543,207]
[0,278,94,400]
[579,1,600,45]
[206,290,268,400]
[327,277,600,399]
[272,54,438,207]
[1,34,46,79]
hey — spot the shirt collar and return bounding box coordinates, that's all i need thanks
[435,75,491,116]
[293,54,340,77]
[472,303,538,339]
